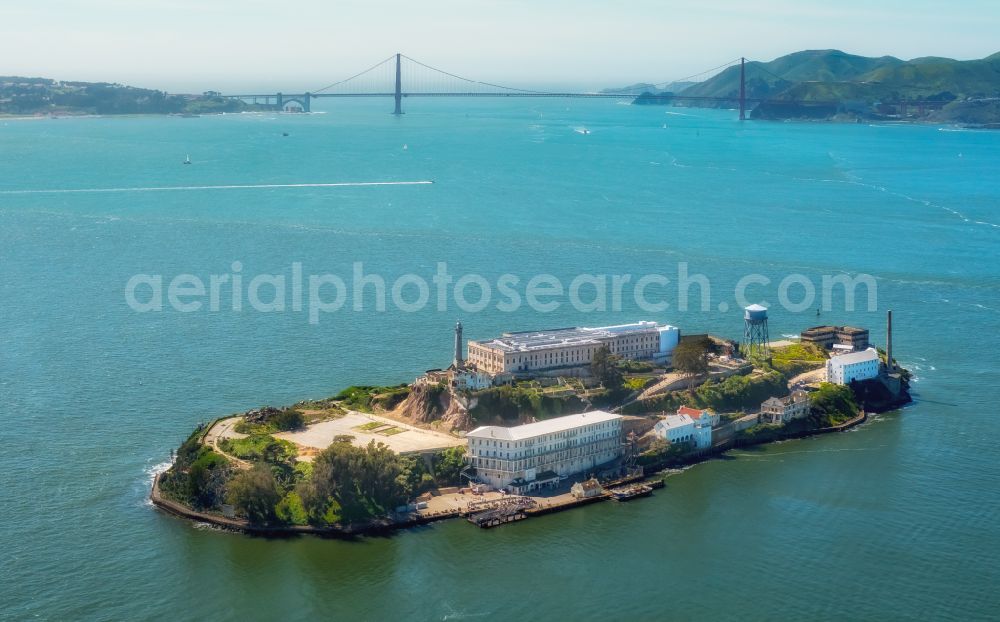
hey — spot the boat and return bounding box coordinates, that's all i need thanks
[608,483,653,501]
[183,155,191,165]
[574,127,591,135]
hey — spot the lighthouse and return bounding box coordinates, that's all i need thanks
[453,320,464,368]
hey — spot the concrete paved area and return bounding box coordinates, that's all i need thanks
[789,366,827,387]
[275,411,464,458]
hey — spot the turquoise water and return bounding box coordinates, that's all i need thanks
[2,100,999,620]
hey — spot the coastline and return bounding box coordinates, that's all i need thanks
[150,408,872,537]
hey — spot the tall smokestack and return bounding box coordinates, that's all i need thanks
[886,310,893,373]
[454,320,464,368]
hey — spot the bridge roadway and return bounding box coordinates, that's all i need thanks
[223,92,767,101]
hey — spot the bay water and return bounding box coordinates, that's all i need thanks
[1,99,998,620]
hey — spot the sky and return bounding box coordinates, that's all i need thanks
[2,0,999,92]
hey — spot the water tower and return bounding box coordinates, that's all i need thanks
[743,304,770,359]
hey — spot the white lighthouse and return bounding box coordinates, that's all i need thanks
[453,320,464,368]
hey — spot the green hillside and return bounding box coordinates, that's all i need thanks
[632,49,1000,124]
[0,77,264,116]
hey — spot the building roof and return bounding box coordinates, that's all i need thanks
[677,405,707,418]
[802,325,837,335]
[467,410,621,441]
[655,414,694,430]
[837,326,869,335]
[829,347,879,366]
[470,321,673,353]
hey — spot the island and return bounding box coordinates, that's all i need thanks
[152,308,910,536]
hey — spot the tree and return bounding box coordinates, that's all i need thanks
[298,440,407,524]
[226,463,281,524]
[432,446,468,486]
[672,336,711,386]
[591,345,623,390]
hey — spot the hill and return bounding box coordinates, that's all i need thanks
[626,49,1000,125]
[601,80,696,95]
[0,76,263,116]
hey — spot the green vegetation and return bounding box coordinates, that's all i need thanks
[162,420,465,527]
[624,376,652,391]
[618,359,655,373]
[218,435,297,463]
[335,385,411,413]
[735,383,860,443]
[225,463,282,524]
[296,441,410,525]
[158,428,232,510]
[590,345,624,390]
[468,383,591,423]
[632,49,1000,124]
[0,76,264,116]
[275,491,309,525]
[767,342,827,377]
[624,369,788,415]
[672,336,712,380]
[233,406,305,435]
[431,446,467,485]
[809,383,860,427]
[638,437,693,467]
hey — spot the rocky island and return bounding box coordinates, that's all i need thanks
[152,310,910,536]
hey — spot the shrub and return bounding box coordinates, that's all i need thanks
[225,463,281,524]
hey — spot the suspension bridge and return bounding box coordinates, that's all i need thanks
[221,53,948,118]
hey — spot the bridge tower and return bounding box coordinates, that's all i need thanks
[739,57,746,121]
[276,92,283,110]
[393,53,403,115]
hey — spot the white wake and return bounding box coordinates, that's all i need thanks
[0,180,434,195]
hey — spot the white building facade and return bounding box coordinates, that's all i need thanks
[826,347,880,385]
[760,390,811,424]
[467,321,680,375]
[653,407,713,450]
[465,411,623,492]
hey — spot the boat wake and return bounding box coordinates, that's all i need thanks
[0,181,434,195]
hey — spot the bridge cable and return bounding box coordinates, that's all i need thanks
[312,54,397,93]
[648,58,742,89]
[400,54,552,94]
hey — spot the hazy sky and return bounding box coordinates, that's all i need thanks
[2,0,999,92]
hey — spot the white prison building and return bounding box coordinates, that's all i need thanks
[826,347,881,385]
[466,321,680,375]
[465,411,623,493]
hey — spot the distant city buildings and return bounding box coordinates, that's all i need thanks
[826,347,881,385]
[465,411,623,493]
[759,390,811,424]
[800,325,870,351]
[467,321,680,375]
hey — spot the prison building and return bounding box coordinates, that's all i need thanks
[466,321,680,374]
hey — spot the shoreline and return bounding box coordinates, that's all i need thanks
[150,408,872,537]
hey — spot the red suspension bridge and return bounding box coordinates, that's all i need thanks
[222,53,947,118]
